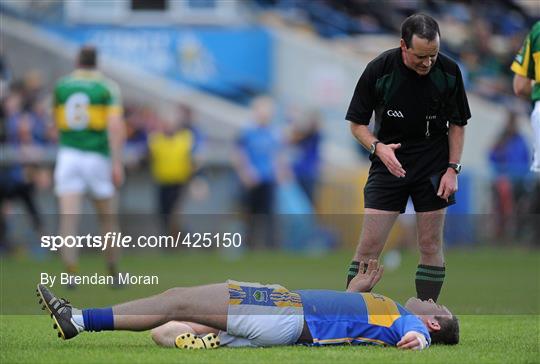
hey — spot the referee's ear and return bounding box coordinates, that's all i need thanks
[400,38,408,51]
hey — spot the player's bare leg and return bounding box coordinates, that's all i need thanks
[112,283,228,330]
[92,196,121,278]
[58,193,83,274]
[348,208,399,287]
[415,208,446,301]
[37,283,229,340]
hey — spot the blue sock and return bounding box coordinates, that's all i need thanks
[82,308,114,332]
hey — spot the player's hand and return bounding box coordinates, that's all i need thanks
[346,259,384,293]
[240,170,260,189]
[437,169,458,201]
[112,161,124,188]
[376,143,406,178]
[397,331,428,350]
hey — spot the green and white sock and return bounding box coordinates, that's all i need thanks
[415,264,445,301]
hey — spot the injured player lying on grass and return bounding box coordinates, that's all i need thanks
[37,260,458,350]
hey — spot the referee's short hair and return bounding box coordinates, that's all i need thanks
[401,13,440,48]
[77,45,97,69]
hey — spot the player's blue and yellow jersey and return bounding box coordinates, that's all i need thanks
[296,290,430,347]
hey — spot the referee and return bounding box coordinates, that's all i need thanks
[345,13,471,302]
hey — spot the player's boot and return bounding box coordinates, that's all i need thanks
[65,279,78,290]
[36,284,84,340]
[175,332,220,350]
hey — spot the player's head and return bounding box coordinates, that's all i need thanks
[404,297,459,345]
[251,95,274,126]
[77,45,98,69]
[400,13,440,76]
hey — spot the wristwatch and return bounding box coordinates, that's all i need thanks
[369,141,380,155]
[448,163,462,174]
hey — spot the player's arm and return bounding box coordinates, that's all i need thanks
[397,331,429,350]
[273,133,292,184]
[513,74,533,99]
[232,145,258,188]
[274,151,292,184]
[510,30,533,99]
[349,123,405,178]
[438,123,465,201]
[346,259,384,293]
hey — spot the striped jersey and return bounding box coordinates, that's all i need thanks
[511,21,540,102]
[53,70,123,156]
[296,290,430,347]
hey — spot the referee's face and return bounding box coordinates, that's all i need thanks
[400,34,440,76]
[404,297,452,317]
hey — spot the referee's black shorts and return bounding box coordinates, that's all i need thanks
[364,138,456,213]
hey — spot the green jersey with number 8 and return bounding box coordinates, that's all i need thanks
[54,70,123,156]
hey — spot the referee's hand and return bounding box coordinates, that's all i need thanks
[376,143,406,178]
[437,169,458,201]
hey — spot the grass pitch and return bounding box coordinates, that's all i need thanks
[1,248,539,363]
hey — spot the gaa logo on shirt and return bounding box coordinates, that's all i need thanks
[387,110,404,118]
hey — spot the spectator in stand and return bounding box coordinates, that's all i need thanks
[253,0,534,104]
[124,104,152,148]
[30,93,55,145]
[177,103,204,157]
[0,51,10,100]
[488,112,531,239]
[233,96,288,249]
[288,110,322,204]
[21,69,45,111]
[1,107,49,253]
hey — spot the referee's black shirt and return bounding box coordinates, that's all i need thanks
[346,48,471,154]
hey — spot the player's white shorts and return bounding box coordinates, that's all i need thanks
[220,280,304,347]
[531,101,540,173]
[54,147,114,199]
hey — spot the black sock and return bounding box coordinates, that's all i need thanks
[346,261,360,288]
[107,263,118,277]
[415,264,445,301]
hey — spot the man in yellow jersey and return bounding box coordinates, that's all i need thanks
[511,21,540,173]
[53,46,125,287]
[148,114,195,234]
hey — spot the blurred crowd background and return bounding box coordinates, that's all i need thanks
[1,0,539,258]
